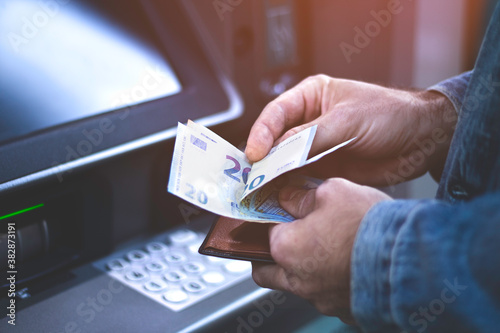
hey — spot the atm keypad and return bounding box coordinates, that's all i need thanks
[106,258,130,271]
[145,261,168,273]
[126,250,150,263]
[146,242,169,255]
[93,228,251,312]
[144,280,168,293]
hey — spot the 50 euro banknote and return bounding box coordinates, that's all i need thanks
[167,120,355,223]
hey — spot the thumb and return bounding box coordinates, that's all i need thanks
[279,186,316,219]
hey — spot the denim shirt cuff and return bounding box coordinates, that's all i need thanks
[351,199,420,331]
[427,71,473,115]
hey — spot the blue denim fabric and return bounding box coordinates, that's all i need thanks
[351,3,500,332]
[428,71,473,115]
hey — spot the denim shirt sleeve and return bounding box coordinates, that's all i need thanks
[427,71,473,115]
[351,193,500,332]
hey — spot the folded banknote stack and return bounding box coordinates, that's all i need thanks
[168,120,355,223]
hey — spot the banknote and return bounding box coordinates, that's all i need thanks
[167,120,355,223]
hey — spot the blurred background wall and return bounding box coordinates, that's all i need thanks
[190,0,497,200]
[309,0,494,199]
[406,0,493,198]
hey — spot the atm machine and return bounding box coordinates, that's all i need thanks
[0,0,413,332]
[0,0,328,332]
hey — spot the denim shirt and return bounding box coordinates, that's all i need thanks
[351,4,500,332]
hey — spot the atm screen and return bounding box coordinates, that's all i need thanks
[0,0,182,144]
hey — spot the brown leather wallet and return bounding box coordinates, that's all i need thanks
[198,217,274,262]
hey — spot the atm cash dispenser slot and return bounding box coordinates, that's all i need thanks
[0,180,112,299]
[0,193,82,289]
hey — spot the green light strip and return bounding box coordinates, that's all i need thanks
[0,204,44,221]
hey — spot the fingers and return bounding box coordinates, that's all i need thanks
[252,262,291,291]
[245,76,324,162]
[279,186,316,219]
[251,178,385,322]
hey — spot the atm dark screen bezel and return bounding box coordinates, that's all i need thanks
[0,0,230,185]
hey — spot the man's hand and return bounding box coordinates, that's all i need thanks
[251,178,392,324]
[245,75,456,186]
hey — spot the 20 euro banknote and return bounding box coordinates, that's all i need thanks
[167,121,355,223]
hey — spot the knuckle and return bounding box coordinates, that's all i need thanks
[319,178,348,192]
[311,74,329,83]
[316,178,336,197]
[302,75,317,84]
[272,102,287,125]
[269,228,294,266]
[281,271,298,293]
[269,239,287,265]
[263,98,285,117]
[315,178,351,204]
[283,271,304,294]
[286,275,317,299]
[300,74,330,88]
[299,281,317,296]
[266,100,284,117]
[315,74,331,84]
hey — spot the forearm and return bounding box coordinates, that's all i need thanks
[351,192,500,332]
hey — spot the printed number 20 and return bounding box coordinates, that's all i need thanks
[224,155,251,184]
[245,175,265,192]
[185,183,208,204]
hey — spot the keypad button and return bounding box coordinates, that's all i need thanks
[224,261,251,274]
[183,262,205,274]
[169,229,197,244]
[164,252,186,264]
[146,242,169,255]
[202,272,225,285]
[145,261,168,273]
[97,226,257,312]
[163,270,187,282]
[183,281,206,293]
[144,280,168,292]
[163,290,188,303]
[125,270,148,282]
[107,258,130,271]
[126,250,150,263]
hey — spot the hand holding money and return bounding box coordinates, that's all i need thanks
[168,120,355,223]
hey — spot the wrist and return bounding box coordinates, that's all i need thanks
[413,90,457,180]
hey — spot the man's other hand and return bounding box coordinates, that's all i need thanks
[252,178,391,324]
